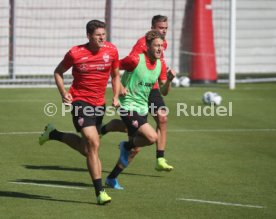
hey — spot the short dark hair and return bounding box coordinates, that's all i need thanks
[86,20,106,34]
[151,15,168,27]
[145,30,164,47]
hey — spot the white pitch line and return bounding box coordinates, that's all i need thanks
[176,198,265,209]
[0,131,74,135]
[168,128,276,132]
[8,181,267,209]
[10,181,87,190]
[0,100,49,103]
[0,131,41,135]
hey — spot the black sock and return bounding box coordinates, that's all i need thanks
[49,129,64,141]
[93,178,103,197]
[124,139,135,151]
[100,125,108,135]
[108,164,123,179]
[156,150,164,158]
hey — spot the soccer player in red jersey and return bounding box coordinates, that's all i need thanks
[39,20,120,205]
[101,15,176,181]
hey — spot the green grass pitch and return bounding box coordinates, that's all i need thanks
[0,83,276,218]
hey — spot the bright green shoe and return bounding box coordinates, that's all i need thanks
[38,124,55,145]
[155,158,174,171]
[97,190,111,205]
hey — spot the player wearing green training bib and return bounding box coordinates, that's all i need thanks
[103,17,177,190]
[105,30,165,191]
[119,53,161,115]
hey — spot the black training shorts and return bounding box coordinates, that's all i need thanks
[71,100,105,133]
[119,108,148,137]
[148,89,166,114]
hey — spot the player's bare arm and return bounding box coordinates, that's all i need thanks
[110,67,121,107]
[159,68,176,96]
[120,83,128,96]
[54,61,73,104]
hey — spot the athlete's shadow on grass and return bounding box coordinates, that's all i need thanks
[0,191,96,205]
[23,165,162,178]
[13,179,91,188]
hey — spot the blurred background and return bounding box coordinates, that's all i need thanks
[0,0,276,86]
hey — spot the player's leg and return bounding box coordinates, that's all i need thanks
[100,119,127,136]
[81,125,110,204]
[149,89,167,156]
[80,125,111,204]
[106,112,158,189]
[119,122,158,166]
[118,111,156,167]
[149,89,173,171]
[39,124,87,156]
[39,101,110,204]
[78,103,111,205]
[38,100,100,156]
[153,110,173,171]
[105,111,139,189]
[81,126,101,179]
[119,123,158,166]
[60,133,87,156]
[106,124,157,190]
[119,120,158,167]
[153,109,167,151]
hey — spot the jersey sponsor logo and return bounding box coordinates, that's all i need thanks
[138,81,154,87]
[78,63,111,72]
[103,53,110,63]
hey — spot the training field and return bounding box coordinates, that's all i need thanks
[0,83,276,218]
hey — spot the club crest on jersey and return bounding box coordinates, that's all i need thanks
[132,120,139,128]
[79,64,87,71]
[78,117,84,127]
[103,53,109,63]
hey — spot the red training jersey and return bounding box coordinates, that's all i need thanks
[129,36,168,89]
[61,42,119,106]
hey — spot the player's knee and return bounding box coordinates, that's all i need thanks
[157,112,168,125]
[133,147,141,153]
[86,138,100,153]
[130,147,141,159]
[147,132,158,144]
